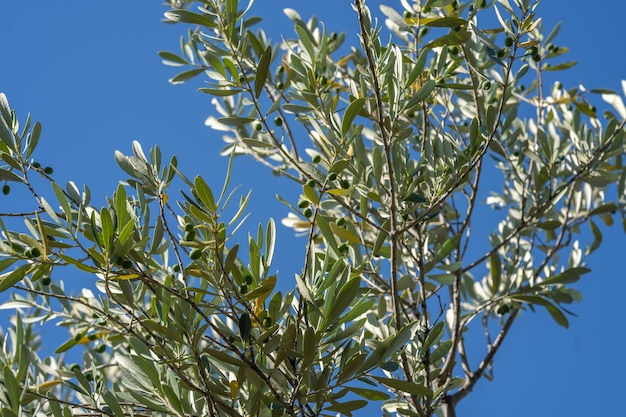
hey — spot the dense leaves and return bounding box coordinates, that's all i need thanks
[0,0,625,416]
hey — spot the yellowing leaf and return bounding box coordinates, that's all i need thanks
[37,379,63,392]
[241,275,276,303]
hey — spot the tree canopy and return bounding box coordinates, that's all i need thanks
[0,0,625,416]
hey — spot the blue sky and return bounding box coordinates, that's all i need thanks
[1,1,625,416]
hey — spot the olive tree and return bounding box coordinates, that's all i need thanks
[0,0,625,416]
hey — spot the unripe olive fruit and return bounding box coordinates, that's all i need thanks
[95,344,106,353]
[2,184,10,195]
[303,207,313,218]
[262,316,273,327]
[41,276,51,286]
[184,230,196,241]
[340,179,350,189]
[69,363,80,372]
[189,248,202,260]
[276,81,284,90]
[172,264,181,273]
[532,54,541,62]
[122,259,132,269]
[85,372,94,381]
[184,223,194,232]
[88,334,98,341]
[32,161,41,168]
[504,37,514,47]
[336,217,346,227]
[528,46,538,55]
[29,247,41,258]
[496,49,505,58]
[244,275,253,285]
[306,179,316,188]
[328,173,337,181]
[277,65,285,74]
[254,122,263,131]
[297,200,309,209]
[274,117,283,126]
[312,155,322,163]
[482,80,492,90]
[44,166,53,174]
[319,76,328,86]
[74,332,84,342]
[239,284,248,294]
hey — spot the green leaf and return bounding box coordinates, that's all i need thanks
[326,400,368,417]
[471,23,498,50]
[490,251,501,293]
[169,68,205,85]
[407,80,436,107]
[0,265,28,293]
[373,376,432,396]
[346,386,391,401]
[158,51,188,66]
[217,117,256,126]
[424,234,460,273]
[536,267,591,287]
[323,276,360,327]
[254,46,272,99]
[0,169,22,182]
[198,88,244,96]
[103,391,125,417]
[543,61,577,71]
[406,49,429,89]
[193,176,215,213]
[329,158,351,175]
[164,10,216,28]
[342,98,366,138]
[510,295,569,328]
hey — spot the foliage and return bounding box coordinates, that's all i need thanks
[0,0,625,416]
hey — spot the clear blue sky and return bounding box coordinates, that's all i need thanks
[1,1,625,416]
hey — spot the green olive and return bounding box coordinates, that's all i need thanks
[297,200,309,209]
[244,275,253,285]
[41,276,51,286]
[184,223,194,232]
[239,284,248,294]
[303,208,313,218]
[312,155,322,163]
[2,184,10,195]
[262,316,273,327]
[95,344,106,353]
[274,117,283,126]
[44,166,54,174]
[184,230,196,241]
[254,122,263,131]
[189,248,202,260]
